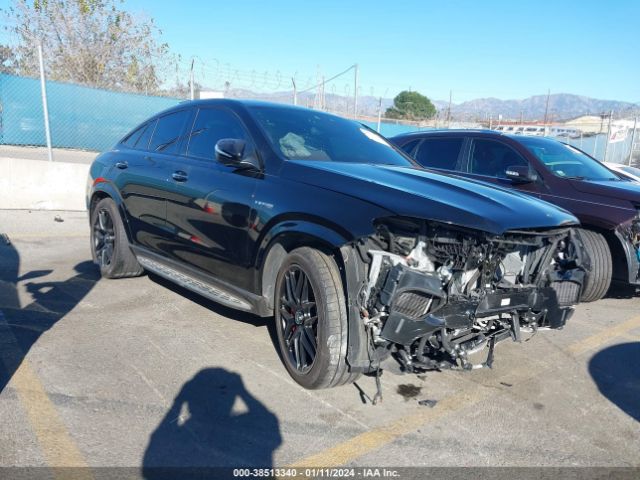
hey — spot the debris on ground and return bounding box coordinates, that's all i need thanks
[418,399,438,408]
[54,215,64,222]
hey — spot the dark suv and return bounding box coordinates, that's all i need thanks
[391,130,640,302]
[87,101,585,390]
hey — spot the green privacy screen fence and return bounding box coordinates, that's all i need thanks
[0,73,181,152]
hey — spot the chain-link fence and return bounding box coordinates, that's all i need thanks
[0,73,180,153]
[1,68,637,165]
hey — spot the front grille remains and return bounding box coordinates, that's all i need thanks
[551,280,581,307]
[393,291,434,318]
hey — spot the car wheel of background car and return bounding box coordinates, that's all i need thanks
[578,228,612,302]
[274,247,358,389]
[90,197,144,279]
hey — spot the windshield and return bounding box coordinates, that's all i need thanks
[516,136,619,181]
[248,105,413,166]
[620,165,640,178]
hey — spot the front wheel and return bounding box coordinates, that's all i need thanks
[274,247,359,389]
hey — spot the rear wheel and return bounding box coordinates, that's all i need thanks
[90,197,143,279]
[274,247,359,389]
[578,228,612,302]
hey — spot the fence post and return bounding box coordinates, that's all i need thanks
[37,40,53,162]
[603,110,613,162]
[292,77,297,105]
[353,63,358,119]
[628,117,638,166]
[189,58,195,100]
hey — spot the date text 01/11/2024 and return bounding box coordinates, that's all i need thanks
[232,468,400,477]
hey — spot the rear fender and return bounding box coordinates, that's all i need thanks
[89,181,134,244]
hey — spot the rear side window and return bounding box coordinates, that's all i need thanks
[413,138,463,170]
[121,123,147,147]
[399,139,420,156]
[469,139,529,178]
[149,110,192,154]
[186,108,250,160]
[135,119,156,150]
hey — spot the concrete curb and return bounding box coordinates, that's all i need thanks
[0,157,89,211]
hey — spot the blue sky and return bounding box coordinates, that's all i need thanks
[2,0,639,102]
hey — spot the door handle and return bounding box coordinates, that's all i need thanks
[115,161,128,169]
[172,171,188,182]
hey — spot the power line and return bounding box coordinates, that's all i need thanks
[298,64,357,94]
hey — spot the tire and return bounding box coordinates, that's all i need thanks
[274,247,359,389]
[90,197,143,279]
[578,228,612,302]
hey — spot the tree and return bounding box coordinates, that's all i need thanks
[385,90,436,120]
[2,0,172,93]
[0,44,17,74]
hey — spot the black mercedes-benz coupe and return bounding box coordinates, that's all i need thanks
[87,100,586,390]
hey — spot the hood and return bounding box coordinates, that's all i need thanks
[282,161,578,235]
[569,178,640,204]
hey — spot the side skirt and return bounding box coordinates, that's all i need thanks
[132,246,272,316]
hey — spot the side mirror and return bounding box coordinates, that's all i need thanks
[215,138,246,163]
[505,165,537,184]
[215,138,260,170]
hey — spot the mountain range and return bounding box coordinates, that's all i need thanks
[221,88,639,122]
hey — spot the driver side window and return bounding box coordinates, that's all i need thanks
[469,139,529,179]
[186,108,251,161]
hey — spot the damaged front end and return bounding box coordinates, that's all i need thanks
[347,217,586,374]
[617,213,640,284]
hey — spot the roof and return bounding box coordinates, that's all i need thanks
[391,129,502,139]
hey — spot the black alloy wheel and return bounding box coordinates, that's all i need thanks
[93,208,115,268]
[278,265,319,374]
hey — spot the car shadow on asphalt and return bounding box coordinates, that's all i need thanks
[142,367,282,478]
[0,240,100,395]
[605,282,640,299]
[147,273,280,354]
[588,342,640,422]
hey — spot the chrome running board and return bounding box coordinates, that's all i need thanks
[137,255,252,311]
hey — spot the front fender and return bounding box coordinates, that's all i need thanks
[255,218,354,306]
[258,218,352,255]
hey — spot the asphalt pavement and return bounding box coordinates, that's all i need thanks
[0,209,639,478]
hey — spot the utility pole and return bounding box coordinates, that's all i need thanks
[627,117,637,166]
[543,89,551,126]
[377,97,382,132]
[519,110,523,124]
[603,110,613,162]
[292,77,297,105]
[446,90,452,128]
[353,63,359,119]
[314,65,321,109]
[37,40,53,162]
[189,58,195,100]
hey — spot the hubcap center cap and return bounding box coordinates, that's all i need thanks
[294,310,305,325]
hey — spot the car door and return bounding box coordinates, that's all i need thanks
[462,137,544,196]
[115,118,170,253]
[163,106,260,289]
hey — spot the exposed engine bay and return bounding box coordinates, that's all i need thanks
[349,217,587,375]
[620,215,640,282]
